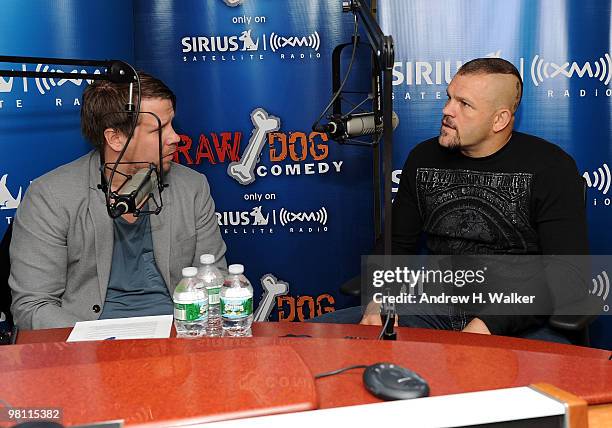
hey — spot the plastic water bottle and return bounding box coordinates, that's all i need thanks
[220,264,254,337]
[197,254,224,337]
[173,267,208,337]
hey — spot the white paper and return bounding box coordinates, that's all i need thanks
[67,315,173,342]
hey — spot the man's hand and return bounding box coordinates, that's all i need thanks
[462,317,491,334]
[359,302,398,326]
[360,302,382,325]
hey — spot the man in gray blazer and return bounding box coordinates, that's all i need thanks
[9,72,227,329]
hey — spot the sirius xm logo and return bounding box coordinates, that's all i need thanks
[584,163,611,195]
[181,30,322,62]
[584,163,612,208]
[0,64,100,110]
[392,51,612,101]
[217,205,329,235]
[278,207,328,227]
[529,54,612,86]
[590,270,610,312]
[0,64,99,95]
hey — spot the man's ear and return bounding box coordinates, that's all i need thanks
[103,128,126,152]
[492,109,512,133]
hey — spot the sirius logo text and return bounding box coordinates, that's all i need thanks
[217,205,330,235]
[181,31,321,54]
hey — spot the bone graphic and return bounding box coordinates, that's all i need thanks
[0,175,22,210]
[228,108,280,185]
[253,274,289,322]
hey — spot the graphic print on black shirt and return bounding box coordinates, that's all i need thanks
[416,168,540,254]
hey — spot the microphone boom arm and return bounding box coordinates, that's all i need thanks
[340,0,395,256]
[0,55,166,219]
[0,56,136,83]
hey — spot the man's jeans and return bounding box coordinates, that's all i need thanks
[308,305,571,344]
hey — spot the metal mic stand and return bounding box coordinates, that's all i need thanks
[0,56,163,218]
[0,55,134,84]
[336,0,395,256]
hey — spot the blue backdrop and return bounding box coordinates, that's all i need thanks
[379,0,612,348]
[0,0,134,228]
[133,0,372,321]
[0,0,609,348]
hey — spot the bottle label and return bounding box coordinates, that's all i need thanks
[221,296,253,320]
[206,286,221,305]
[174,300,208,322]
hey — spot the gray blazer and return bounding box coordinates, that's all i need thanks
[9,151,227,329]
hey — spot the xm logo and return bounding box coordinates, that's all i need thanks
[530,54,612,86]
[217,205,329,234]
[0,174,21,210]
[583,163,611,195]
[0,64,100,95]
[279,207,327,226]
[181,31,321,54]
[393,50,612,89]
[590,271,610,312]
[33,65,100,95]
[269,32,320,52]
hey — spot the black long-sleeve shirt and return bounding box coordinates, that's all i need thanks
[392,131,589,335]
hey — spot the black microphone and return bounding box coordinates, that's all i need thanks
[110,166,157,217]
[316,111,399,140]
[379,291,397,341]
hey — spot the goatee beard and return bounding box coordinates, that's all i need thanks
[439,132,461,153]
[445,138,461,152]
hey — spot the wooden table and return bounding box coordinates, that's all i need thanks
[3,322,612,427]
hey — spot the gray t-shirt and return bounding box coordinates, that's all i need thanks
[99,213,173,319]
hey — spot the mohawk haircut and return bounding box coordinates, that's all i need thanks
[457,58,523,112]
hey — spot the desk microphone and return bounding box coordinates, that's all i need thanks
[315,111,399,141]
[315,362,430,401]
[110,166,157,217]
[379,296,397,341]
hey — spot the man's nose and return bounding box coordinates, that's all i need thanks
[442,100,455,117]
[166,127,180,145]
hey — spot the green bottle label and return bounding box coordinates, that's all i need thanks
[206,286,221,305]
[221,296,253,320]
[174,300,208,322]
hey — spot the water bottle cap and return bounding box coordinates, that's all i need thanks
[182,267,198,277]
[228,264,244,275]
[200,254,215,265]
